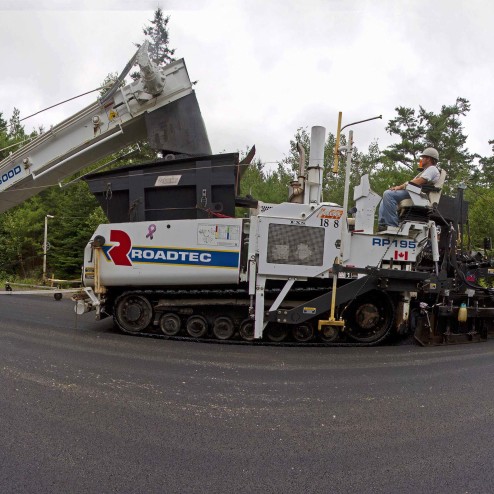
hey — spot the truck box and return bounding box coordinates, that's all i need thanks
[85,153,241,222]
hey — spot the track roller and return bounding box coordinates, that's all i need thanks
[186,315,209,338]
[319,324,339,342]
[159,313,182,336]
[292,323,315,343]
[265,324,288,342]
[239,319,255,341]
[212,316,235,340]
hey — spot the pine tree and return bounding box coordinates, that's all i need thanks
[476,139,494,186]
[131,8,176,80]
[0,112,6,133]
[8,108,24,140]
[420,97,476,188]
[142,7,176,67]
[0,112,9,160]
[384,98,475,192]
[382,107,425,171]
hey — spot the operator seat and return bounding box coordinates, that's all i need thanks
[398,168,447,222]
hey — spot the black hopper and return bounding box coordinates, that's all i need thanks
[85,153,251,223]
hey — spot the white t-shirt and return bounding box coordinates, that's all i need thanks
[415,165,440,185]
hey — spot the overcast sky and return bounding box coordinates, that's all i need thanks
[1,0,493,168]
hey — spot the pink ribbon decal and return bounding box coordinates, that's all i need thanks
[146,224,157,240]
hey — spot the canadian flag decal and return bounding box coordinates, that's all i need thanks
[394,250,409,261]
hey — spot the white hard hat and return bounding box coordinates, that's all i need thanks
[420,147,439,161]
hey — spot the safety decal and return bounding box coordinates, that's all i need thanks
[317,207,343,220]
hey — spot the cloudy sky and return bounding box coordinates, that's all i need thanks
[1,0,493,167]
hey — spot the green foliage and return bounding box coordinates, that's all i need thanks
[239,157,292,205]
[278,127,311,173]
[475,139,494,186]
[0,107,32,160]
[276,126,379,206]
[131,7,176,80]
[8,107,24,140]
[384,97,475,192]
[47,182,107,279]
[279,127,340,202]
[383,106,425,170]
[466,187,494,250]
[0,112,6,131]
[0,112,9,160]
[0,195,45,277]
[0,179,105,280]
[142,7,176,66]
[421,97,476,188]
[99,72,121,97]
[326,136,382,206]
[367,156,410,197]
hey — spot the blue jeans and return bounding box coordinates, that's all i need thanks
[378,189,410,227]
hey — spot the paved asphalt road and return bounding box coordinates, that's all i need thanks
[0,294,493,494]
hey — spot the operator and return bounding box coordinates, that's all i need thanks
[378,147,440,230]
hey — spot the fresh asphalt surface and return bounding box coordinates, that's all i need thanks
[0,295,493,494]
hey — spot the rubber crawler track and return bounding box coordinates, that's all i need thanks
[112,289,399,347]
[116,329,402,347]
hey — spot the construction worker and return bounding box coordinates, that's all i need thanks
[378,147,440,230]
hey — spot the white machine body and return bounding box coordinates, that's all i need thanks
[84,218,244,287]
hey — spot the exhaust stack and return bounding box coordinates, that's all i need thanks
[288,142,306,203]
[306,126,326,204]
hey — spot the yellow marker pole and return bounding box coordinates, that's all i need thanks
[318,258,345,330]
[94,247,102,295]
[328,258,339,322]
